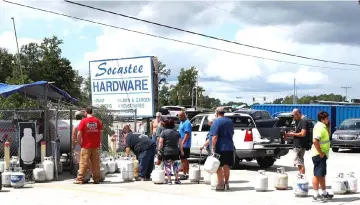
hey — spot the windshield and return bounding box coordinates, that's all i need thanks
[338,120,360,130]
[226,116,255,128]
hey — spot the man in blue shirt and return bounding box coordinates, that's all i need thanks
[210,107,234,191]
[178,111,192,180]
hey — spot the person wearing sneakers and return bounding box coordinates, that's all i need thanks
[312,111,333,202]
[210,107,234,191]
[74,106,103,184]
[178,111,192,180]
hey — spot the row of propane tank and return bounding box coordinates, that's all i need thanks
[80,155,139,183]
[254,168,357,196]
[0,156,58,189]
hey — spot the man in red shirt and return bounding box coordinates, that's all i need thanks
[74,106,103,184]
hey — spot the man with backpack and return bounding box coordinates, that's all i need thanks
[286,108,310,174]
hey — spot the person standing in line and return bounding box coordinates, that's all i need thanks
[151,112,162,141]
[154,117,166,165]
[158,118,184,185]
[74,106,103,184]
[286,108,308,174]
[178,111,192,180]
[200,114,217,156]
[124,130,156,181]
[312,111,333,202]
[210,107,234,191]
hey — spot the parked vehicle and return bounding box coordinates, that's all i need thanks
[332,118,360,152]
[161,106,185,116]
[189,113,290,169]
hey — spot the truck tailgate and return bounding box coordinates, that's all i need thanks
[257,127,282,143]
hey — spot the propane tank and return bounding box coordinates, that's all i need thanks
[189,164,201,182]
[21,128,35,165]
[203,171,211,185]
[274,167,288,190]
[33,164,46,182]
[60,154,68,163]
[210,174,218,190]
[203,153,220,174]
[10,156,19,167]
[332,173,348,195]
[42,157,54,181]
[151,165,165,184]
[100,167,106,182]
[57,162,63,174]
[133,158,139,178]
[101,161,109,174]
[0,159,4,173]
[120,158,134,182]
[2,168,11,187]
[107,157,116,174]
[254,170,268,192]
[293,174,309,197]
[345,172,358,194]
[10,167,25,188]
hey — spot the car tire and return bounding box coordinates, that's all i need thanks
[332,147,339,152]
[256,157,275,169]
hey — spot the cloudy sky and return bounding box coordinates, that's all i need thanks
[1,0,360,104]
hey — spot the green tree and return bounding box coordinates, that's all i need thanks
[158,61,171,86]
[274,94,345,104]
[0,48,15,83]
[159,84,170,107]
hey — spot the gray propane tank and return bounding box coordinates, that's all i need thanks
[100,167,106,182]
[33,164,46,183]
[10,167,25,188]
[254,170,268,192]
[293,174,309,197]
[345,172,358,194]
[274,167,288,190]
[2,169,11,187]
[189,164,201,183]
[331,173,348,195]
[101,161,109,174]
[57,162,63,175]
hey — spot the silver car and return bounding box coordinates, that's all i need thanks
[332,118,360,152]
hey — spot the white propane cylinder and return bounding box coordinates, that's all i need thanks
[274,167,288,190]
[60,154,68,163]
[2,169,12,187]
[10,167,25,188]
[254,170,268,192]
[0,159,5,173]
[125,159,134,181]
[203,154,220,174]
[151,166,165,184]
[33,164,46,182]
[101,161,109,174]
[210,174,219,190]
[293,174,309,197]
[107,158,116,174]
[332,173,348,195]
[42,157,54,181]
[203,171,211,185]
[189,164,201,182]
[100,167,106,182]
[10,156,19,167]
[21,128,35,165]
[345,172,358,194]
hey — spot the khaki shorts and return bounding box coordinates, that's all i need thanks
[293,147,305,167]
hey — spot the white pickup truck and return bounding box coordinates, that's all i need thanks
[189,113,290,169]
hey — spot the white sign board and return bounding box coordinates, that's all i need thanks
[89,56,154,118]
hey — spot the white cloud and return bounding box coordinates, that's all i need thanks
[266,67,329,85]
[0,31,40,53]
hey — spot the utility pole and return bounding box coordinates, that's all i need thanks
[11,17,24,85]
[195,73,199,110]
[293,78,297,104]
[341,86,351,102]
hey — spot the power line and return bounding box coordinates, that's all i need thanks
[197,1,308,38]
[64,0,360,67]
[2,0,356,71]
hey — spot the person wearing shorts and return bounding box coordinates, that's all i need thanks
[311,111,333,202]
[210,107,234,191]
[178,111,192,180]
[286,108,308,174]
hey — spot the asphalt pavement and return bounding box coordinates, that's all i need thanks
[1,149,360,205]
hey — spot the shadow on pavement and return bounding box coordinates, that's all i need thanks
[338,149,360,154]
[232,162,298,172]
[331,196,360,203]
[0,190,10,192]
[225,186,255,192]
[229,180,249,184]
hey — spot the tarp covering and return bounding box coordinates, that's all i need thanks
[0,81,78,103]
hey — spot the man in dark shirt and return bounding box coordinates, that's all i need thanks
[287,108,308,174]
[125,129,156,181]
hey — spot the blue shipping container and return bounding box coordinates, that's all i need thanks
[335,106,360,127]
[251,104,336,133]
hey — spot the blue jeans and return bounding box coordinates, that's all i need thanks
[152,134,157,146]
[138,144,156,178]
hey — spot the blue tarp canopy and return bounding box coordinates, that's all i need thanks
[0,81,78,103]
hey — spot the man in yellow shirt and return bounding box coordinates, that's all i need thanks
[311,111,333,202]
